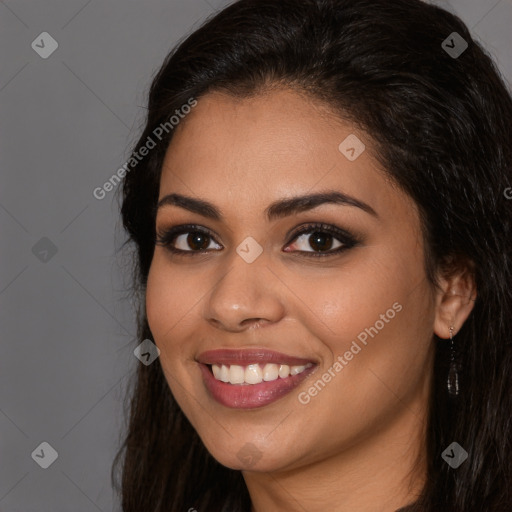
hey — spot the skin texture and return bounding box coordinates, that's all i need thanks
[145,88,476,512]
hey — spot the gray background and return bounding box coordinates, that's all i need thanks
[0,0,510,510]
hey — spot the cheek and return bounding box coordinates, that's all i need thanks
[145,254,200,354]
[145,258,170,337]
[293,247,433,392]
[145,256,205,406]
[293,287,433,455]
[287,252,414,345]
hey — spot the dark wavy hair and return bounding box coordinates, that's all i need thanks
[112,0,512,510]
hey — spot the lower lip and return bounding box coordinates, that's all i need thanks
[199,363,317,409]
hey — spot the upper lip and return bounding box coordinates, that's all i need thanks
[197,348,316,366]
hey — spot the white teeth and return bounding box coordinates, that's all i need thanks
[219,364,230,383]
[278,364,290,378]
[262,363,279,381]
[229,364,245,384]
[290,365,306,375]
[245,364,263,384]
[210,362,313,385]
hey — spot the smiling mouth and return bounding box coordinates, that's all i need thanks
[196,348,318,408]
[198,361,317,409]
[208,362,313,385]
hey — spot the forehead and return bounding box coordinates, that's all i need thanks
[158,88,415,225]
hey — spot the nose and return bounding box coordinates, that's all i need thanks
[203,251,285,332]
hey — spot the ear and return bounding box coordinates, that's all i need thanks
[433,258,477,339]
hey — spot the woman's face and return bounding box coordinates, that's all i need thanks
[146,88,438,473]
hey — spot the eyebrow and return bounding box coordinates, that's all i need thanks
[156,190,378,221]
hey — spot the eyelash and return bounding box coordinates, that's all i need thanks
[154,222,359,258]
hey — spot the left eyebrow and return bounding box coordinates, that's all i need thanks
[155,190,378,221]
[265,190,378,221]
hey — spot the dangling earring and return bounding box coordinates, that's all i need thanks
[447,325,460,397]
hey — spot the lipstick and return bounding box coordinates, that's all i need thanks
[197,349,317,409]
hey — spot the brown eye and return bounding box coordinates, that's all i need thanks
[284,222,359,258]
[155,225,222,255]
[308,232,336,252]
[185,232,211,251]
[288,231,343,253]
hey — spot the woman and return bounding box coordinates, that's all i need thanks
[112,0,512,510]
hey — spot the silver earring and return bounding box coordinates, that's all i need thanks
[447,326,460,397]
